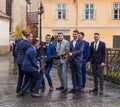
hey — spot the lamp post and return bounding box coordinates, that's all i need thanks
[38,0,44,41]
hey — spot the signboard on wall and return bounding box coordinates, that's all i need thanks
[52,29,70,34]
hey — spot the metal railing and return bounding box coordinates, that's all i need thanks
[87,48,120,84]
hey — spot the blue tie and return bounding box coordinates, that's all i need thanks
[59,42,61,51]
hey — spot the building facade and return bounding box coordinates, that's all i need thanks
[0,0,30,54]
[31,0,120,48]
[0,0,28,33]
[0,10,10,54]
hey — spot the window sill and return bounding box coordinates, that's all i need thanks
[54,19,68,21]
[112,19,120,20]
[81,19,95,20]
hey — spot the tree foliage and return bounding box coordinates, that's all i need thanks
[12,21,32,38]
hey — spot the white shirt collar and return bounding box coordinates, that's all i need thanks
[73,38,78,41]
[94,40,99,44]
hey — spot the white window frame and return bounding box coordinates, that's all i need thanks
[57,4,66,20]
[113,2,120,20]
[84,3,94,20]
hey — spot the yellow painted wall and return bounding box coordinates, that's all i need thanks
[12,0,27,31]
[30,0,39,12]
[0,0,6,13]
[0,0,27,32]
[34,0,120,48]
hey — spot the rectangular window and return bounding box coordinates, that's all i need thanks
[57,4,66,20]
[6,0,12,32]
[113,36,120,48]
[85,3,94,20]
[113,3,120,20]
[6,0,12,16]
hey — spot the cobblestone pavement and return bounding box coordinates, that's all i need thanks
[0,54,120,107]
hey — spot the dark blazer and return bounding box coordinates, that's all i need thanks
[37,41,47,58]
[22,46,39,72]
[15,38,23,56]
[90,41,106,64]
[83,40,90,62]
[16,39,31,64]
[46,43,56,58]
[69,38,84,63]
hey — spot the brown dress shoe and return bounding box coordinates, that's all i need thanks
[40,85,46,89]
[81,87,85,92]
[49,86,54,91]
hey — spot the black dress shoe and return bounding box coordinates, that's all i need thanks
[89,88,98,93]
[61,89,68,93]
[56,87,64,90]
[17,92,26,97]
[68,89,76,93]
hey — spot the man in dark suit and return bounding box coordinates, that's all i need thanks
[16,32,33,93]
[69,30,84,93]
[78,32,90,92]
[89,33,106,94]
[20,39,43,97]
[15,30,27,57]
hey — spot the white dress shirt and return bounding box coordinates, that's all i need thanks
[73,38,78,48]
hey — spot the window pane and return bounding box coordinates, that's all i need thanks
[114,10,118,14]
[62,4,66,10]
[113,36,120,48]
[90,14,94,19]
[63,10,66,19]
[58,4,66,10]
[63,10,66,15]
[85,4,89,9]
[62,14,66,19]
[119,3,120,8]
[114,3,120,9]
[58,11,61,19]
[90,10,94,14]
[58,15,61,19]
[114,3,118,9]
[119,10,120,19]
[85,15,89,19]
[85,10,89,14]
[90,4,94,9]
[58,4,61,9]
[114,14,118,19]
[58,14,61,19]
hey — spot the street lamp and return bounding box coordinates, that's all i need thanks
[38,0,44,41]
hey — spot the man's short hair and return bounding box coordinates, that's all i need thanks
[32,38,39,45]
[79,32,85,37]
[46,34,51,37]
[22,30,27,36]
[25,32,30,38]
[73,30,79,34]
[94,33,100,36]
[58,32,63,35]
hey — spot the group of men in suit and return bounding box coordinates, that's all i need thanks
[15,31,57,97]
[15,29,106,98]
[56,30,106,95]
